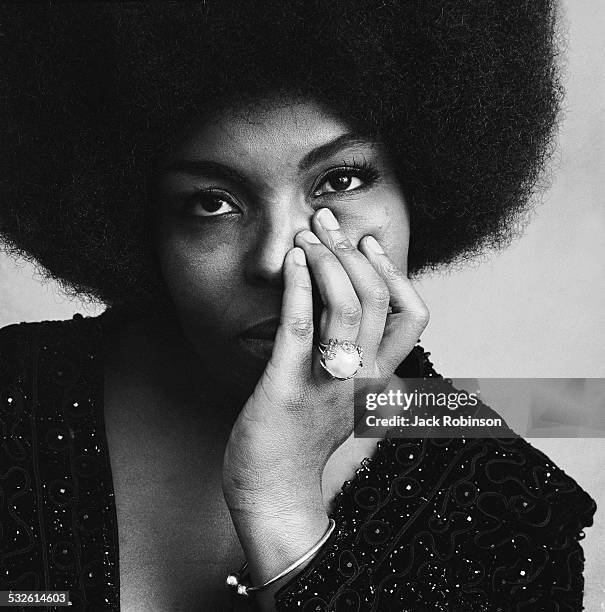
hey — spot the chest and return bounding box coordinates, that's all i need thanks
[113,458,242,609]
[103,390,241,609]
[103,387,379,610]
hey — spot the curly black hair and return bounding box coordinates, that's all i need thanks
[0,1,562,310]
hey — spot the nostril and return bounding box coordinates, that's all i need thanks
[245,211,311,285]
[244,243,287,287]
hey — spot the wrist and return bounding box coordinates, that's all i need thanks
[229,517,336,612]
[229,502,330,586]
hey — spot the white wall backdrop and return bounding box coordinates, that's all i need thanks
[1,0,603,607]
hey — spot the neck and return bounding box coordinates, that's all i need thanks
[102,312,252,434]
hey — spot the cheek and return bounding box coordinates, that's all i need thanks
[380,207,410,272]
[340,195,410,272]
[156,235,240,323]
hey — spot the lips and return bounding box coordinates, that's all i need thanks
[238,303,323,355]
[237,318,280,361]
[238,318,280,341]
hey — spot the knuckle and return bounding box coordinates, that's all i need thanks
[409,304,430,330]
[384,260,406,281]
[415,304,430,325]
[288,316,314,341]
[318,250,337,266]
[294,276,312,289]
[366,283,390,310]
[338,302,363,327]
[373,359,392,380]
[332,236,354,251]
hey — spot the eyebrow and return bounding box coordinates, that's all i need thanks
[161,159,247,184]
[298,132,378,172]
[161,132,377,181]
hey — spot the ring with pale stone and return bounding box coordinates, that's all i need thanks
[317,338,363,380]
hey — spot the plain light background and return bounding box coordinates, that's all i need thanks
[1,0,603,608]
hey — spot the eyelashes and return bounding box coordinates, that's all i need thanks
[179,160,382,220]
[312,160,381,197]
[181,189,239,219]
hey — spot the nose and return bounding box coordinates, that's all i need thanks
[244,198,310,287]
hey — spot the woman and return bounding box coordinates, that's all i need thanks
[0,2,597,611]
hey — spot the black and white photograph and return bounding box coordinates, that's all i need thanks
[0,2,603,611]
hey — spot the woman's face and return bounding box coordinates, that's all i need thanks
[155,98,410,385]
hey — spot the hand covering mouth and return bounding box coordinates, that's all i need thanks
[238,294,325,343]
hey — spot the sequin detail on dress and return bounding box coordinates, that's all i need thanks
[0,315,119,610]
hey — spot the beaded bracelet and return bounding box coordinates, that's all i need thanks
[226,518,336,597]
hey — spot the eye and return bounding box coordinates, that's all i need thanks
[183,189,240,218]
[317,172,363,194]
[313,164,380,197]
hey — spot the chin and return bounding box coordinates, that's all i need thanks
[189,334,267,398]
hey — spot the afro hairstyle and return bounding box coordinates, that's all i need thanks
[0,0,563,310]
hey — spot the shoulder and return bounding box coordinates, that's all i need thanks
[333,434,596,544]
[0,313,105,411]
[386,436,594,605]
[0,318,55,386]
[277,435,597,609]
[381,435,597,607]
[374,435,597,539]
[0,314,90,354]
[0,313,105,357]
[0,319,32,360]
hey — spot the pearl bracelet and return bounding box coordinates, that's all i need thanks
[226,518,336,597]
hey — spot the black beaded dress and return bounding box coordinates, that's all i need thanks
[0,312,597,611]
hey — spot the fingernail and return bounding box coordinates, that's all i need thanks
[301,230,321,243]
[292,247,306,266]
[365,236,384,254]
[317,208,340,230]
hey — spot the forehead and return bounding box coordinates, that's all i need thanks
[167,99,360,170]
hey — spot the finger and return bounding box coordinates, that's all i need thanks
[268,247,314,380]
[293,229,362,377]
[358,235,430,375]
[310,208,390,361]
